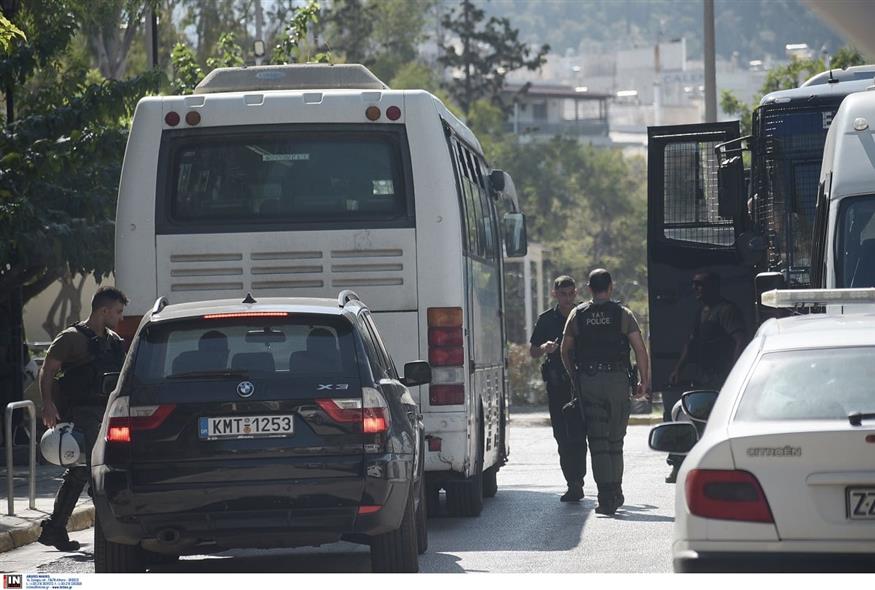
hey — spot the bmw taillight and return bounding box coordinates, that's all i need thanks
[315,388,391,436]
[685,469,774,523]
[105,396,176,444]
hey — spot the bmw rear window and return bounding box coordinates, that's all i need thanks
[131,315,363,383]
[735,347,875,421]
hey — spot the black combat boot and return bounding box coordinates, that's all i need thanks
[594,484,618,515]
[614,484,624,509]
[37,520,81,552]
[560,480,584,502]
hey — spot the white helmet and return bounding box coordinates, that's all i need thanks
[40,423,86,467]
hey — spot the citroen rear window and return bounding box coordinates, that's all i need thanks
[156,125,413,232]
[131,315,362,382]
[735,347,875,421]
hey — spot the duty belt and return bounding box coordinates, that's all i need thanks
[579,362,626,375]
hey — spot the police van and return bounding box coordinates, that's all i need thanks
[646,69,875,393]
[113,64,528,516]
[810,86,875,296]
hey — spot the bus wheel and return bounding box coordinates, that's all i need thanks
[446,471,483,517]
[482,465,498,498]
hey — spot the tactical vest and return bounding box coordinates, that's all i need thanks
[574,301,630,365]
[57,323,125,406]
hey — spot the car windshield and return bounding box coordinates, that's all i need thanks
[132,314,361,383]
[735,346,875,421]
[836,196,875,288]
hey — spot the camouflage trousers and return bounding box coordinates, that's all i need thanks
[576,371,631,504]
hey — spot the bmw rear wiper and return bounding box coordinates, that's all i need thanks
[166,370,250,380]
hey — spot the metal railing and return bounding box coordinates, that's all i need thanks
[5,400,37,516]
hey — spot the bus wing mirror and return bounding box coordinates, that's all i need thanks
[503,212,528,258]
[490,169,521,212]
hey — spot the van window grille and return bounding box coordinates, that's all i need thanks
[751,103,840,287]
[662,140,735,248]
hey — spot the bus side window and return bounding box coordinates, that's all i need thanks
[455,142,480,257]
[454,143,474,255]
[464,149,486,259]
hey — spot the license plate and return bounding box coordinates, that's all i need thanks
[846,487,875,520]
[199,415,294,440]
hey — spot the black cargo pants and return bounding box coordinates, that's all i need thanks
[46,405,104,532]
[546,375,587,486]
[577,371,631,504]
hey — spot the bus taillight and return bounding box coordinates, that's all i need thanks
[427,307,464,367]
[427,307,465,405]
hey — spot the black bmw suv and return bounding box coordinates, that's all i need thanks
[92,291,430,572]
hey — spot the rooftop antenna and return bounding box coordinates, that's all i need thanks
[828,68,838,84]
[242,292,257,304]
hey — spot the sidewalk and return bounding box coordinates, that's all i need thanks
[510,405,664,428]
[0,461,94,554]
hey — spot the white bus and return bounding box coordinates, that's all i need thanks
[114,64,528,517]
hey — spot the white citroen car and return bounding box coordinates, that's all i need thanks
[651,291,875,573]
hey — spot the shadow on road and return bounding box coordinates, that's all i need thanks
[424,487,590,553]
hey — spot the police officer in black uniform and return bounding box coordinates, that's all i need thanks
[37,287,128,551]
[561,269,650,515]
[664,271,748,482]
[530,276,587,502]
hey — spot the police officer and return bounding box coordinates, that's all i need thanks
[37,286,128,551]
[530,275,587,502]
[664,271,747,482]
[560,269,650,515]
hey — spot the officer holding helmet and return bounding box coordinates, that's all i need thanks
[530,275,587,502]
[37,286,128,551]
[561,269,650,515]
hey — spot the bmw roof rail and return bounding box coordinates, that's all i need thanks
[151,296,169,315]
[337,290,360,307]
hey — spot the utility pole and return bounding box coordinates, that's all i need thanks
[703,0,717,123]
[146,6,159,69]
[254,0,265,66]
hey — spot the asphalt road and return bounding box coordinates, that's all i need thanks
[4,424,676,573]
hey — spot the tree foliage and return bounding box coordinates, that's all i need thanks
[439,0,549,115]
[0,13,26,55]
[830,46,866,70]
[0,0,161,307]
[272,0,330,65]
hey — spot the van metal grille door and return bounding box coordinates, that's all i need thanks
[751,102,841,287]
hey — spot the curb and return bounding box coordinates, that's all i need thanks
[0,504,94,554]
[510,415,663,427]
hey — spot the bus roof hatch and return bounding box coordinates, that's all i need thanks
[194,64,389,94]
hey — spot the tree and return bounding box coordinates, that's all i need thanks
[0,13,25,54]
[271,0,330,65]
[321,0,376,65]
[438,0,548,115]
[0,0,161,308]
[830,46,865,70]
[73,0,153,80]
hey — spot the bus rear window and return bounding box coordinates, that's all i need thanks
[161,128,410,227]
